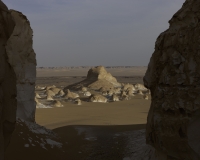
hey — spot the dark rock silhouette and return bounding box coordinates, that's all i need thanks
[0,1,36,159]
[144,0,200,159]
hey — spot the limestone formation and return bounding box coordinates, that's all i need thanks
[111,94,119,102]
[64,66,121,91]
[102,91,108,96]
[89,94,108,103]
[52,100,63,107]
[35,86,46,90]
[81,87,87,92]
[143,94,148,100]
[144,0,200,159]
[84,91,91,97]
[120,91,129,100]
[99,86,113,92]
[35,97,48,108]
[74,98,82,105]
[49,87,61,95]
[126,90,134,97]
[122,83,135,92]
[46,90,55,101]
[0,1,36,158]
[137,90,144,95]
[134,83,147,91]
[63,89,79,99]
[55,90,65,97]
[113,88,121,94]
[45,85,56,90]
[107,90,114,96]
[35,93,41,99]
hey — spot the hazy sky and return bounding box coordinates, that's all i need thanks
[5,0,185,67]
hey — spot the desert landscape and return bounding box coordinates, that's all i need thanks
[6,66,151,160]
[1,0,200,160]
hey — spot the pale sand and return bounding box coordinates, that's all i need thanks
[36,95,150,129]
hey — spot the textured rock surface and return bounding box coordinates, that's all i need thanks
[64,66,121,91]
[0,1,36,158]
[0,2,16,159]
[144,0,200,159]
[89,94,108,103]
[6,10,36,122]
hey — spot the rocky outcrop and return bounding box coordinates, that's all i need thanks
[144,0,200,159]
[6,10,36,122]
[0,1,36,159]
[63,89,79,99]
[0,2,16,158]
[89,94,108,103]
[64,66,121,91]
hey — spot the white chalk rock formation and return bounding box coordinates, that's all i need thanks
[74,98,82,105]
[137,90,144,95]
[45,85,56,90]
[35,98,51,108]
[143,95,148,100]
[64,66,121,91]
[63,89,79,99]
[120,91,129,100]
[111,94,119,102]
[89,94,108,103]
[144,0,200,159]
[35,93,41,99]
[46,90,55,101]
[81,87,87,92]
[102,91,108,96]
[52,100,63,107]
[134,83,147,91]
[126,90,134,97]
[0,2,36,158]
[84,91,91,97]
[49,87,61,95]
[122,83,135,92]
[55,90,65,97]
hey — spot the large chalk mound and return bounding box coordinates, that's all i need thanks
[64,66,121,91]
[144,0,200,159]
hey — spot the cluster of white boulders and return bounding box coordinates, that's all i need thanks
[35,81,150,107]
[35,66,150,107]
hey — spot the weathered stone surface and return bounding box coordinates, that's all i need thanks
[89,94,108,103]
[64,66,121,91]
[0,1,36,158]
[144,0,200,159]
[0,2,16,159]
[6,10,36,122]
[63,89,79,99]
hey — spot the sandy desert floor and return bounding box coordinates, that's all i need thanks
[5,67,150,160]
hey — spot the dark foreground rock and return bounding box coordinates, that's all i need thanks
[144,0,200,159]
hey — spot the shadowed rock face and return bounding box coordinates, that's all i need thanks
[6,10,36,122]
[0,1,36,159]
[0,2,16,158]
[144,0,200,159]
